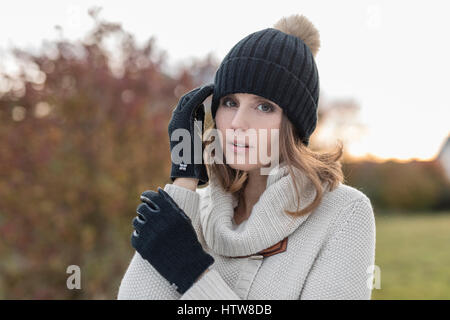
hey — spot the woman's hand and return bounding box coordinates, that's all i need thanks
[168,84,214,186]
[130,187,215,294]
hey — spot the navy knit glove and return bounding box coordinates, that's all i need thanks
[168,84,214,186]
[131,187,215,294]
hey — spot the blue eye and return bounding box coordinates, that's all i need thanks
[222,97,236,107]
[257,103,274,113]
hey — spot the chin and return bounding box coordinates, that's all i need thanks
[226,162,261,172]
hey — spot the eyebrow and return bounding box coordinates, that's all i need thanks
[226,93,271,103]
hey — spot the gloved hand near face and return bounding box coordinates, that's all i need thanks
[168,84,214,186]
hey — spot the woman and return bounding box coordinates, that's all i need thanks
[117,14,376,300]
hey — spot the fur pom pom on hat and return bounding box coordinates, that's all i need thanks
[273,14,320,58]
[211,14,320,146]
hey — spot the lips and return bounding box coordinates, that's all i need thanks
[232,137,251,148]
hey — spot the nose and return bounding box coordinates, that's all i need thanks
[230,105,250,132]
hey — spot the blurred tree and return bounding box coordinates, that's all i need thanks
[343,159,450,213]
[0,7,218,299]
[311,96,367,161]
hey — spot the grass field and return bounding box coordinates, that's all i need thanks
[371,212,450,299]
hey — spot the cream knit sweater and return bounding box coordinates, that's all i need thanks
[117,163,376,300]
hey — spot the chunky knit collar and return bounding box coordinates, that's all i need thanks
[203,162,323,257]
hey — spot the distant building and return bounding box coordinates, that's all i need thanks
[437,135,450,180]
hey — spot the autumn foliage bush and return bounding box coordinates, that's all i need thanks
[0,10,217,299]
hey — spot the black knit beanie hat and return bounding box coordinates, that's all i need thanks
[210,15,320,146]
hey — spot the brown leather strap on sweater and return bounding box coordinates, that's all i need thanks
[234,237,288,259]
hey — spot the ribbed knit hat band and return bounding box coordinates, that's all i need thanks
[211,27,319,146]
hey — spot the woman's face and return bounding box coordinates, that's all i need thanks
[214,93,283,172]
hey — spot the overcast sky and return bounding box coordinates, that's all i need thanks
[1,0,449,161]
